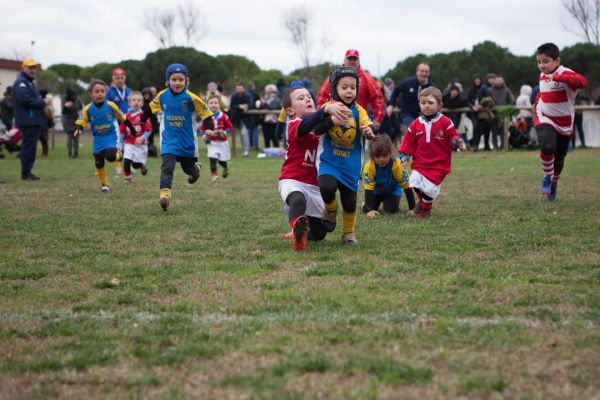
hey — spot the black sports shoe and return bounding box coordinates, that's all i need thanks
[21,174,40,181]
[188,162,201,184]
[322,210,337,232]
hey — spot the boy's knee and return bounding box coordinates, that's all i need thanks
[105,148,117,162]
[541,143,556,155]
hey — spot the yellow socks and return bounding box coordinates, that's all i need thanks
[160,188,172,199]
[96,167,109,186]
[325,199,338,213]
[342,210,356,234]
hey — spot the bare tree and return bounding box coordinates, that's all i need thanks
[284,6,312,71]
[144,8,176,48]
[177,0,208,45]
[563,0,600,45]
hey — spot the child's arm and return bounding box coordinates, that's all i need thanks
[550,70,588,91]
[357,104,376,139]
[362,161,379,217]
[363,190,379,218]
[74,104,90,136]
[404,188,416,212]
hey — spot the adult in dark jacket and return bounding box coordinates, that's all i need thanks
[62,88,83,159]
[12,58,47,180]
[229,83,255,157]
[488,75,514,149]
[388,63,435,130]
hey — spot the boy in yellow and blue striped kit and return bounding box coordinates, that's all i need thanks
[75,79,137,192]
[147,63,214,211]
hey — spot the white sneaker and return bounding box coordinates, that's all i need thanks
[100,185,110,193]
[114,168,122,176]
[243,150,249,157]
[212,175,218,182]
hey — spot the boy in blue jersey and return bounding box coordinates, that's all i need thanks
[362,134,415,217]
[75,79,137,192]
[314,67,375,246]
[148,63,214,211]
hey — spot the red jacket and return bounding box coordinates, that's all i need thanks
[317,66,384,124]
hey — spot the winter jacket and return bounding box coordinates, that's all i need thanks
[12,71,45,127]
[489,84,515,106]
[316,66,385,124]
[229,91,257,129]
[389,76,435,119]
[516,85,532,118]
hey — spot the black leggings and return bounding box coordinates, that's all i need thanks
[209,158,228,173]
[124,159,144,174]
[362,190,400,213]
[537,124,570,177]
[94,148,118,169]
[285,191,327,241]
[160,153,198,189]
[413,188,434,202]
[318,174,357,212]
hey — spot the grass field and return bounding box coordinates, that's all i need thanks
[1,135,599,399]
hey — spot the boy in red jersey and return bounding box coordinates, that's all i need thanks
[199,95,233,181]
[119,91,151,183]
[398,87,463,218]
[278,86,348,250]
[533,43,587,201]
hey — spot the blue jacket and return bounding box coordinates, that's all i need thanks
[390,76,435,119]
[12,71,45,127]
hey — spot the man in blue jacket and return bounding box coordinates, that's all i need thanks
[387,63,435,131]
[13,58,47,180]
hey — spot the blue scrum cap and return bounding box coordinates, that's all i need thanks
[165,63,189,82]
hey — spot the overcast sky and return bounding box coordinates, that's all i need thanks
[1,0,582,77]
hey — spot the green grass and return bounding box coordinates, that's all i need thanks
[1,135,599,399]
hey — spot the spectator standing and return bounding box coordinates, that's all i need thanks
[246,82,261,151]
[572,94,588,148]
[488,74,514,149]
[62,88,82,159]
[261,84,281,148]
[317,49,384,127]
[229,83,254,157]
[13,58,47,180]
[106,68,131,175]
[466,74,485,149]
[0,87,14,129]
[388,62,435,130]
[38,90,53,158]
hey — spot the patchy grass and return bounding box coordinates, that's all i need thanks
[0,137,599,399]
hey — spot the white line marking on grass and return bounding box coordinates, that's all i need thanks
[0,311,596,327]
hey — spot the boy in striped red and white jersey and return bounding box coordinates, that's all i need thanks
[533,43,587,201]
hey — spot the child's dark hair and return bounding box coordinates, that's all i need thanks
[368,134,396,160]
[536,43,560,59]
[88,79,107,92]
[282,87,305,109]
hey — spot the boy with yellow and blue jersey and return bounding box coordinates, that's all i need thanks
[362,134,415,216]
[75,79,137,193]
[147,63,214,211]
[314,67,375,246]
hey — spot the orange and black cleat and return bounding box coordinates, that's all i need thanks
[292,215,309,251]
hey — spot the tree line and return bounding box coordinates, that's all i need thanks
[40,41,600,100]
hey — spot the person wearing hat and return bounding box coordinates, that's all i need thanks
[147,63,214,211]
[106,68,132,175]
[316,49,384,127]
[12,58,48,180]
[106,68,132,114]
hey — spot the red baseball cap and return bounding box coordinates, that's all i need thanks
[345,49,360,59]
[112,68,126,76]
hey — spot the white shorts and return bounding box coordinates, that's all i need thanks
[123,143,148,165]
[279,179,324,219]
[207,141,231,162]
[409,169,441,200]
